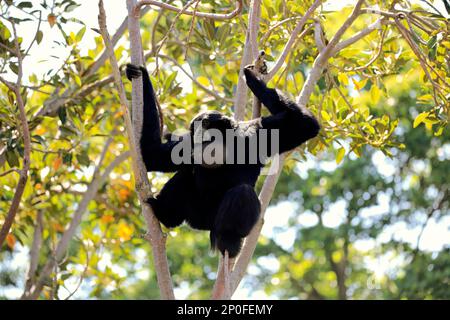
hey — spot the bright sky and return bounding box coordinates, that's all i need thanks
[1,0,449,300]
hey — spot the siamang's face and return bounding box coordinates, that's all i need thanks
[190,111,234,168]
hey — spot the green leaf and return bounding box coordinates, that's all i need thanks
[76,26,86,42]
[6,150,19,167]
[63,152,72,165]
[58,107,67,125]
[17,1,33,9]
[76,150,90,166]
[36,30,43,44]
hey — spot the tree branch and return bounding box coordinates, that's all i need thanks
[149,53,233,103]
[227,0,367,298]
[135,0,243,21]
[267,0,323,80]
[22,211,43,297]
[332,18,385,54]
[233,0,262,121]
[99,0,175,300]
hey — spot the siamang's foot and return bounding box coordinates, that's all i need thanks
[144,196,156,206]
[126,63,142,81]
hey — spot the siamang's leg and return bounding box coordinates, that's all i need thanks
[210,184,260,258]
[146,169,195,228]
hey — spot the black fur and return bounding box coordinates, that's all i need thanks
[126,63,320,258]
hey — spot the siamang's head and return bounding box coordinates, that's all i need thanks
[189,110,235,168]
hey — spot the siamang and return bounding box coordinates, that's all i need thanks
[126,63,320,258]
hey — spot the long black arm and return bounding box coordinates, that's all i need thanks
[243,66,320,154]
[126,64,187,172]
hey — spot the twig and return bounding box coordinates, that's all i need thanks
[149,52,232,103]
[184,0,201,59]
[135,0,243,21]
[259,16,304,46]
[233,0,262,121]
[22,211,43,297]
[0,168,21,177]
[267,0,323,80]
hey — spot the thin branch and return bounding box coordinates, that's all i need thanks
[135,0,243,21]
[267,0,323,80]
[332,18,385,54]
[84,7,151,77]
[149,52,232,103]
[0,74,15,91]
[0,168,21,177]
[22,211,43,297]
[153,0,201,74]
[259,15,304,46]
[0,21,31,249]
[99,0,175,300]
[344,26,387,72]
[233,0,262,121]
[298,0,366,107]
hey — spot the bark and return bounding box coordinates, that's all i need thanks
[98,0,176,300]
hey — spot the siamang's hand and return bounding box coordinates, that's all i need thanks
[126,63,142,81]
[243,64,259,83]
[244,64,255,71]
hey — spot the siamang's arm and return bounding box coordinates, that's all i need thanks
[126,64,187,172]
[243,66,320,154]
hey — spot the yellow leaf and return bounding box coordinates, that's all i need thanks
[353,147,362,158]
[74,74,82,87]
[101,215,114,224]
[35,126,46,135]
[118,188,131,202]
[321,110,331,121]
[352,78,368,91]
[52,223,65,233]
[336,147,345,164]
[118,222,133,241]
[338,73,349,86]
[6,233,16,249]
[52,157,62,171]
[196,76,210,87]
[370,85,381,103]
[434,127,444,136]
[417,94,433,102]
[413,112,428,128]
